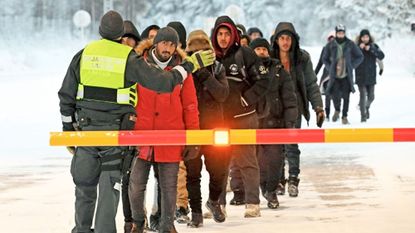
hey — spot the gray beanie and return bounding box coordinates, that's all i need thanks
[99,10,124,40]
[153,26,179,46]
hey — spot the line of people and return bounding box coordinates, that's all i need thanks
[59,10,382,233]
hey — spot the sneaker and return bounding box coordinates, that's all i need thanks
[205,199,226,223]
[341,116,349,125]
[230,191,245,205]
[187,212,203,228]
[288,177,300,197]
[276,179,287,195]
[264,191,279,209]
[175,206,190,224]
[149,213,160,231]
[244,204,261,218]
[124,222,133,233]
[332,111,340,122]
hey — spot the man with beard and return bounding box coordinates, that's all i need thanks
[129,27,202,233]
[59,11,213,233]
[212,15,270,218]
[355,29,385,122]
[271,22,324,197]
[322,24,363,124]
[250,38,298,208]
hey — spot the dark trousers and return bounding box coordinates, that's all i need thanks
[283,115,302,178]
[129,158,179,232]
[258,144,285,194]
[358,84,375,117]
[325,94,332,118]
[71,146,123,233]
[185,146,230,213]
[331,78,351,117]
[220,113,260,205]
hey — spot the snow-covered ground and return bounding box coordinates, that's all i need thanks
[0,35,414,232]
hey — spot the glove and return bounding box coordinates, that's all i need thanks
[379,69,383,76]
[285,121,295,128]
[66,146,76,155]
[194,68,212,83]
[182,145,201,162]
[185,50,216,73]
[315,107,325,128]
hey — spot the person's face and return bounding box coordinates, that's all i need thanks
[254,47,269,58]
[155,41,176,62]
[240,38,249,47]
[277,34,292,53]
[250,32,261,41]
[121,37,137,48]
[217,27,232,49]
[361,34,370,44]
[336,31,345,39]
[148,29,158,39]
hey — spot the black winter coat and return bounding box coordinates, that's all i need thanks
[322,38,364,93]
[355,43,385,85]
[193,61,229,129]
[260,58,298,129]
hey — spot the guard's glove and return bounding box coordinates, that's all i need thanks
[182,145,201,162]
[66,146,76,155]
[379,69,383,76]
[184,50,216,73]
[315,106,325,128]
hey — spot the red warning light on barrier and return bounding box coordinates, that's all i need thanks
[214,129,229,146]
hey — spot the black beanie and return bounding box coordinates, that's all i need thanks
[123,20,141,42]
[360,29,370,37]
[153,27,179,46]
[167,21,187,49]
[249,38,270,52]
[99,11,124,40]
[247,27,264,38]
[141,25,160,39]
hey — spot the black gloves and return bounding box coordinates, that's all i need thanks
[194,68,212,83]
[66,146,76,155]
[379,69,383,76]
[315,107,325,128]
[182,145,201,161]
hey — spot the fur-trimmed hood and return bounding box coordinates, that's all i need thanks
[186,30,213,54]
[134,38,187,60]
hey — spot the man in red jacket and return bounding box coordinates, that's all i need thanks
[129,27,200,233]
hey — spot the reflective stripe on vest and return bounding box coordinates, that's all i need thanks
[78,39,137,106]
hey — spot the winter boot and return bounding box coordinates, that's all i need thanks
[264,191,279,209]
[124,222,133,233]
[361,115,367,122]
[187,212,203,228]
[130,222,145,233]
[288,177,300,197]
[149,213,160,231]
[277,179,287,195]
[244,204,261,218]
[206,199,226,223]
[175,206,190,224]
[230,191,245,205]
[341,116,349,125]
[366,107,370,119]
[332,111,340,122]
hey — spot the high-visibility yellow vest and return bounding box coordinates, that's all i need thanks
[77,39,137,106]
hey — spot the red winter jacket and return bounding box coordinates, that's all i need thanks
[134,43,199,162]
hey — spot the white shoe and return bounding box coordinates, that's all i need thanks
[244,204,261,218]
